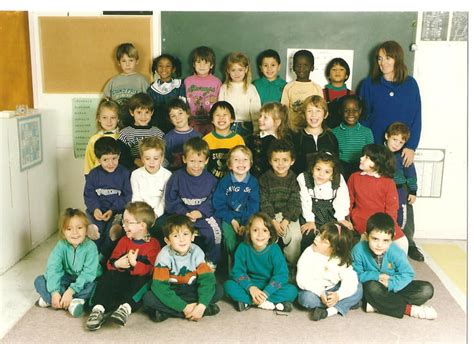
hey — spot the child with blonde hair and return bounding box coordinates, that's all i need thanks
[84,98,120,175]
[34,208,100,318]
[297,222,362,321]
[246,102,291,177]
[184,46,222,136]
[218,52,261,139]
[292,95,339,174]
[213,145,260,254]
[224,212,297,312]
[103,43,150,127]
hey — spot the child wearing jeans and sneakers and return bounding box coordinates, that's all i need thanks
[352,212,437,320]
[143,215,222,322]
[86,202,160,331]
[34,208,100,318]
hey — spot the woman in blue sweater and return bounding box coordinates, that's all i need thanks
[359,40,421,167]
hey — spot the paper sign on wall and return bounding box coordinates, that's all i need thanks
[72,98,99,158]
[286,49,354,89]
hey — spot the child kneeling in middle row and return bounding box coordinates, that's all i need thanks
[143,214,222,322]
[224,212,297,312]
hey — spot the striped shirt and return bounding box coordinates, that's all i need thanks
[333,122,374,163]
[119,125,164,159]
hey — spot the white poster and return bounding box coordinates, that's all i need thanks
[286,49,354,89]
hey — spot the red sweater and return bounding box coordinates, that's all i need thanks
[348,172,404,240]
[107,236,161,276]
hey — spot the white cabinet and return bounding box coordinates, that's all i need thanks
[0,111,58,273]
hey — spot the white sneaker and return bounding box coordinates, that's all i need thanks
[410,305,437,320]
[257,300,275,310]
[68,298,85,317]
[365,302,376,313]
[37,297,49,308]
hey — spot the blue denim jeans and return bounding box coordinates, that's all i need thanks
[34,274,96,304]
[298,282,363,315]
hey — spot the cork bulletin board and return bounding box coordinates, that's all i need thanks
[39,16,153,93]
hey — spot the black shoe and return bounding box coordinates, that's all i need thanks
[236,301,250,312]
[408,246,425,262]
[147,309,169,323]
[276,301,293,312]
[204,304,220,316]
[311,308,328,321]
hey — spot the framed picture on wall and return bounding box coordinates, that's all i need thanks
[17,114,43,171]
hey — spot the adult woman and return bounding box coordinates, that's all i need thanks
[359,40,421,167]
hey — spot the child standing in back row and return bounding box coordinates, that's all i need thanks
[323,57,353,129]
[281,50,323,131]
[253,49,287,104]
[147,54,186,133]
[246,102,291,178]
[34,208,100,318]
[184,46,222,136]
[219,52,261,139]
[103,43,150,127]
[84,98,120,175]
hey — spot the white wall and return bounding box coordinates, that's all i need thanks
[412,12,467,240]
[29,12,467,240]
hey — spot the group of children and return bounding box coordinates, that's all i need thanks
[33,42,436,331]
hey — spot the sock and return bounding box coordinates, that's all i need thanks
[327,307,338,317]
[92,304,105,313]
[258,300,275,310]
[121,303,132,313]
[405,304,412,315]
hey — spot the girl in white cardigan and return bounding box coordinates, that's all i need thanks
[296,222,362,321]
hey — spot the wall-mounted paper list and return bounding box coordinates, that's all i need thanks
[72,98,99,158]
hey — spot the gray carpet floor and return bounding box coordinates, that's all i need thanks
[1,261,466,343]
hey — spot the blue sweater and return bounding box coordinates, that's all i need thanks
[165,168,217,217]
[84,164,132,214]
[231,242,288,297]
[359,75,421,150]
[44,239,100,294]
[164,128,201,171]
[212,172,260,225]
[394,150,417,194]
[351,240,414,292]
